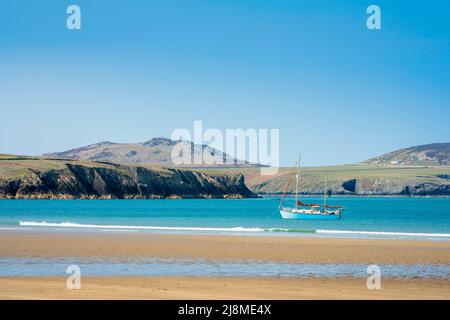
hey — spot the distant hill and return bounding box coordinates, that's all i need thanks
[364,143,450,166]
[43,138,260,168]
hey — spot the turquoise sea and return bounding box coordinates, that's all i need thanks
[1,197,450,278]
[1,197,450,240]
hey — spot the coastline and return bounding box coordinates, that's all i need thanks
[260,194,450,198]
[1,231,449,265]
[1,231,449,299]
[2,194,450,199]
[1,276,448,299]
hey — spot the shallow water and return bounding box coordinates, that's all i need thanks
[0,257,448,279]
[1,197,450,240]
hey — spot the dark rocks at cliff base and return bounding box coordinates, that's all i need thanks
[342,179,358,193]
[0,163,256,200]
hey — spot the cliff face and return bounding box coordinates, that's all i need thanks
[0,161,256,199]
[320,178,450,196]
[244,165,450,196]
[251,176,450,196]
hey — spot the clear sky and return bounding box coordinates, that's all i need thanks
[1,0,449,166]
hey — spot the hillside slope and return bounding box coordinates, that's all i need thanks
[364,143,450,166]
[43,138,258,168]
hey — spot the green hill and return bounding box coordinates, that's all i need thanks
[43,138,259,168]
[364,143,450,166]
[200,165,450,196]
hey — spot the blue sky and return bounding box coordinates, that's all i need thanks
[1,0,449,166]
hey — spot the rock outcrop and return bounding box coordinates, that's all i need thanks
[0,162,256,199]
[249,176,450,196]
[336,178,450,196]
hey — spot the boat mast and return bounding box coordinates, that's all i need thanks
[323,174,327,211]
[295,155,300,209]
[279,175,293,209]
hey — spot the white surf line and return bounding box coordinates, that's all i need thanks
[18,222,450,238]
[317,229,450,238]
[19,221,265,233]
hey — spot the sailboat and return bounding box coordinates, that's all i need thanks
[279,156,343,220]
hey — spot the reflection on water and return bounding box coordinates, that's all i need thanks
[0,257,448,279]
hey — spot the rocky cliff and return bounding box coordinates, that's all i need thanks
[251,180,450,196]
[239,165,450,196]
[289,178,450,196]
[0,159,256,199]
[251,177,450,196]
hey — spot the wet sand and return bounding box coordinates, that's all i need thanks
[0,276,448,300]
[0,231,449,265]
[1,231,449,299]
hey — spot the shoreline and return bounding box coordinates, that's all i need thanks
[11,222,450,241]
[260,194,450,198]
[0,276,448,299]
[0,194,254,200]
[1,231,449,299]
[1,231,449,265]
[2,194,450,199]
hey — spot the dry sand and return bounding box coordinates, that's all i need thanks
[0,276,448,300]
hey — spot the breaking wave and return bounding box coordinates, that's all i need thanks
[18,221,450,239]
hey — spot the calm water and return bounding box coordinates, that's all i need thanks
[0,197,450,239]
[0,257,449,279]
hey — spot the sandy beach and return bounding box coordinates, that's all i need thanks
[0,276,449,300]
[1,231,449,264]
[0,231,449,299]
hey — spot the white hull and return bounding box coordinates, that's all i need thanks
[278,156,343,221]
[279,208,341,220]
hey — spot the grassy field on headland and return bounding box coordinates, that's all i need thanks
[200,165,450,195]
[1,154,450,196]
[0,155,255,199]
